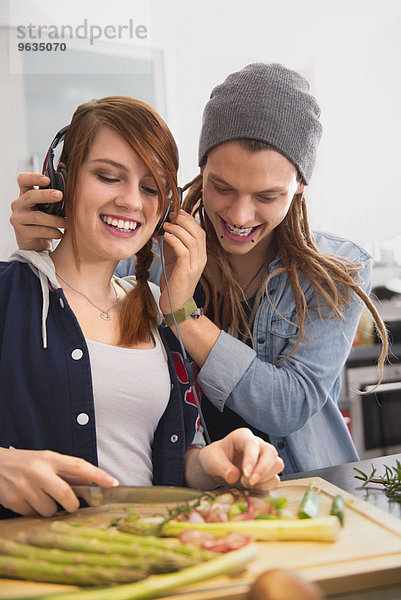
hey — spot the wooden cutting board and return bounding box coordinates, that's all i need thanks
[0,477,400,599]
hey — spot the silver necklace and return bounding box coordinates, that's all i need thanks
[56,272,119,320]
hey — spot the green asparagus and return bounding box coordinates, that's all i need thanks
[0,536,200,574]
[34,543,258,600]
[50,522,212,559]
[0,553,146,585]
[15,530,202,569]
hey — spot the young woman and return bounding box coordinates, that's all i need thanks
[0,96,283,518]
[10,64,387,476]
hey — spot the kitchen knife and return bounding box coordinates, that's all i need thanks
[71,485,203,507]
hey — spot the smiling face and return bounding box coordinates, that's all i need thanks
[69,126,162,264]
[201,141,304,262]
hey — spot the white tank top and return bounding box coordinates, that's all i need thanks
[85,331,170,485]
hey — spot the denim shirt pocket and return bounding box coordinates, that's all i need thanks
[269,309,298,338]
[267,309,299,363]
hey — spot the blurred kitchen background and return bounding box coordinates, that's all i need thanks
[1,0,401,458]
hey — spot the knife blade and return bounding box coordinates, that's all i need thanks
[71,485,203,507]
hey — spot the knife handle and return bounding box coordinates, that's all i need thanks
[71,485,103,507]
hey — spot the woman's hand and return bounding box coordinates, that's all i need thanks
[0,447,118,517]
[185,428,284,491]
[158,210,207,315]
[10,173,66,251]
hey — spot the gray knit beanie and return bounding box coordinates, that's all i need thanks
[198,63,322,184]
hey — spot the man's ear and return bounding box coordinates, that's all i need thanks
[296,182,305,195]
[200,165,205,177]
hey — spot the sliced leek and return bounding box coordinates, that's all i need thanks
[162,515,340,542]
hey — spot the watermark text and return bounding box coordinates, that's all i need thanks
[16,19,148,46]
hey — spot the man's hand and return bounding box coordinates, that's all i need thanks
[10,173,66,251]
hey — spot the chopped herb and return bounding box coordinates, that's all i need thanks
[330,495,345,526]
[263,497,287,509]
[228,502,247,518]
[298,483,320,519]
[68,517,95,527]
[123,504,138,512]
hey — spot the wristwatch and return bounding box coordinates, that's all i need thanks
[163,298,203,327]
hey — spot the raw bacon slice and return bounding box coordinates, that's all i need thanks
[177,529,251,553]
[203,532,251,552]
[246,496,275,517]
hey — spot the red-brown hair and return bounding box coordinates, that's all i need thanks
[58,96,179,346]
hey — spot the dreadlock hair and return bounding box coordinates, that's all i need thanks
[183,139,388,382]
[59,96,179,347]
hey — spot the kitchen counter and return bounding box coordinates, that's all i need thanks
[346,343,401,368]
[0,456,400,599]
[283,453,401,599]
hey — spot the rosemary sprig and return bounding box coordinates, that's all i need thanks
[162,492,215,525]
[158,492,218,529]
[354,460,401,502]
[117,492,216,536]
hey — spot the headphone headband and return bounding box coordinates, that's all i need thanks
[42,125,69,176]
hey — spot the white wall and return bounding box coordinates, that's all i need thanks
[150,0,401,255]
[0,26,28,258]
[1,0,400,259]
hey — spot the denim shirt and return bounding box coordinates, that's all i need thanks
[197,231,371,474]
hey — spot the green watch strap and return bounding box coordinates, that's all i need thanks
[163,297,198,327]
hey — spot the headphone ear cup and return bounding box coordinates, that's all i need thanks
[155,200,173,235]
[37,126,69,216]
[54,168,67,195]
[47,168,67,217]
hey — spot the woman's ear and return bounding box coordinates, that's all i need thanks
[296,182,305,195]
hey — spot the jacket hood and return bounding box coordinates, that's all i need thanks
[8,250,60,349]
[7,251,161,351]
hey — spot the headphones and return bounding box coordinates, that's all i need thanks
[155,186,183,236]
[37,125,182,230]
[37,126,68,217]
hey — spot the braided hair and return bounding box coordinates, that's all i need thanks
[118,240,159,346]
